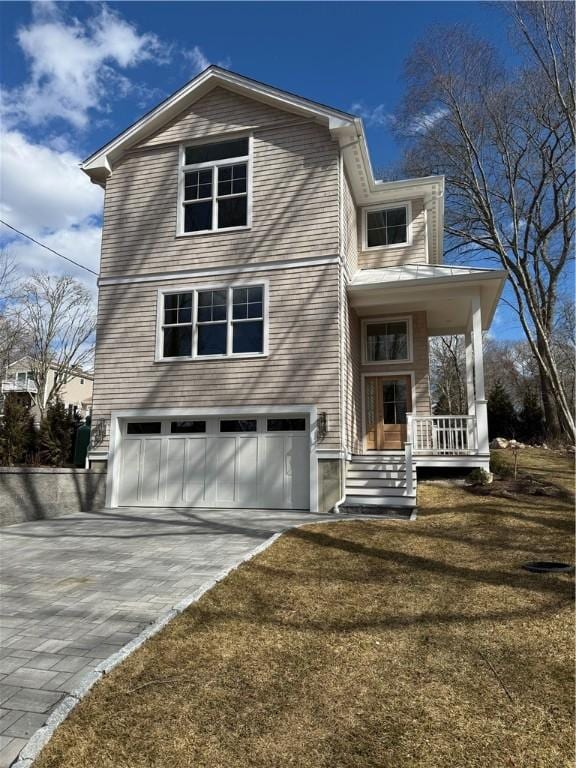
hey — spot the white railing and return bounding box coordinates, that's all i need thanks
[1,379,38,394]
[409,414,478,455]
[404,439,414,496]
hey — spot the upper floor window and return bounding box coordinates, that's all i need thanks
[364,203,410,249]
[179,137,251,235]
[362,317,412,364]
[158,284,266,361]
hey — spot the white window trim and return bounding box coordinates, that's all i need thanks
[361,315,413,365]
[155,279,269,362]
[361,200,412,252]
[176,134,253,238]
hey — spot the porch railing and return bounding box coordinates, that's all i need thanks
[408,414,478,455]
[1,379,38,394]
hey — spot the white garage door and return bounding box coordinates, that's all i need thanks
[117,415,310,510]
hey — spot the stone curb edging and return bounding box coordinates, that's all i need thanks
[11,514,412,767]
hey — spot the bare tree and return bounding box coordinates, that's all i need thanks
[429,336,467,414]
[18,273,96,419]
[0,251,28,376]
[396,3,575,440]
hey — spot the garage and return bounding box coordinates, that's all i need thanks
[116,414,310,510]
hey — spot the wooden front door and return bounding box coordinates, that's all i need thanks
[365,376,412,451]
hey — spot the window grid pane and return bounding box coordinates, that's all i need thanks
[232,286,263,320]
[184,170,212,201]
[217,164,247,197]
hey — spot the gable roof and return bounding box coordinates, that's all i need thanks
[81,66,444,262]
[7,357,94,380]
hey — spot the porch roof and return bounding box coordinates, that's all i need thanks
[348,263,507,335]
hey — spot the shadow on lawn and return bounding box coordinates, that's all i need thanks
[286,526,574,600]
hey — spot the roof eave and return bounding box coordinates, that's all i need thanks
[81,66,356,184]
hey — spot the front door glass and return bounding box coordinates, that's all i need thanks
[382,380,407,425]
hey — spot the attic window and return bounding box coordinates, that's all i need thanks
[179,138,251,235]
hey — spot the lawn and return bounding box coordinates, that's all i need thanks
[494,446,575,494]
[35,456,574,768]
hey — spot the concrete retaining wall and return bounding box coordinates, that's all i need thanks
[0,468,107,527]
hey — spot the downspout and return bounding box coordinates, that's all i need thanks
[333,147,347,514]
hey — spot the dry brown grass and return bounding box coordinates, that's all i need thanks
[494,447,575,495]
[35,463,574,768]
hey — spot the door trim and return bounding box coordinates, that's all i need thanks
[361,371,416,454]
[107,405,318,512]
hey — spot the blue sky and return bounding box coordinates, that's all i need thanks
[0,1,523,337]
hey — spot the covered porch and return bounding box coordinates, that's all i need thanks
[349,263,507,470]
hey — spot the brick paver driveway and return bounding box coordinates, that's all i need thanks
[0,507,329,767]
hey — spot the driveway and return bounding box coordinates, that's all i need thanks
[0,507,330,767]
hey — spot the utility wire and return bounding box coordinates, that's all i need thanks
[0,219,99,277]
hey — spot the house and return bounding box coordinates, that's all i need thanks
[81,67,505,512]
[1,357,93,422]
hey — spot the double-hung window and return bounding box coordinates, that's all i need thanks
[179,137,250,234]
[364,203,410,249]
[159,284,265,360]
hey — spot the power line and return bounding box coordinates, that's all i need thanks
[0,219,99,277]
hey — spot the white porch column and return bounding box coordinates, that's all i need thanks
[471,294,489,455]
[464,331,476,450]
[464,331,475,416]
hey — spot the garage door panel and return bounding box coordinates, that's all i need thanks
[287,435,310,509]
[215,437,237,504]
[164,438,186,506]
[235,436,258,507]
[140,439,163,505]
[183,438,208,506]
[119,439,142,506]
[259,435,285,508]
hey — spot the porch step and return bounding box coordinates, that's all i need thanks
[344,485,409,497]
[345,494,416,507]
[351,453,405,462]
[346,478,408,489]
[347,468,414,479]
[343,454,417,509]
[347,462,407,472]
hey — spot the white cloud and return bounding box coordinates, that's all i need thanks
[350,102,395,128]
[184,45,210,73]
[1,130,103,234]
[406,107,449,135]
[5,225,101,291]
[0,130,103,289]
[3,4,166,128]
[182,45,231,75]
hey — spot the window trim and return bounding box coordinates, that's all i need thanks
[176,134,253,238]
[361,201,412,252]
[155,280,269,362]
[361,315,413,365]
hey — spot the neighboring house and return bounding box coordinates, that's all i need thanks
[1,357,93,422]
[81,67,505,512]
